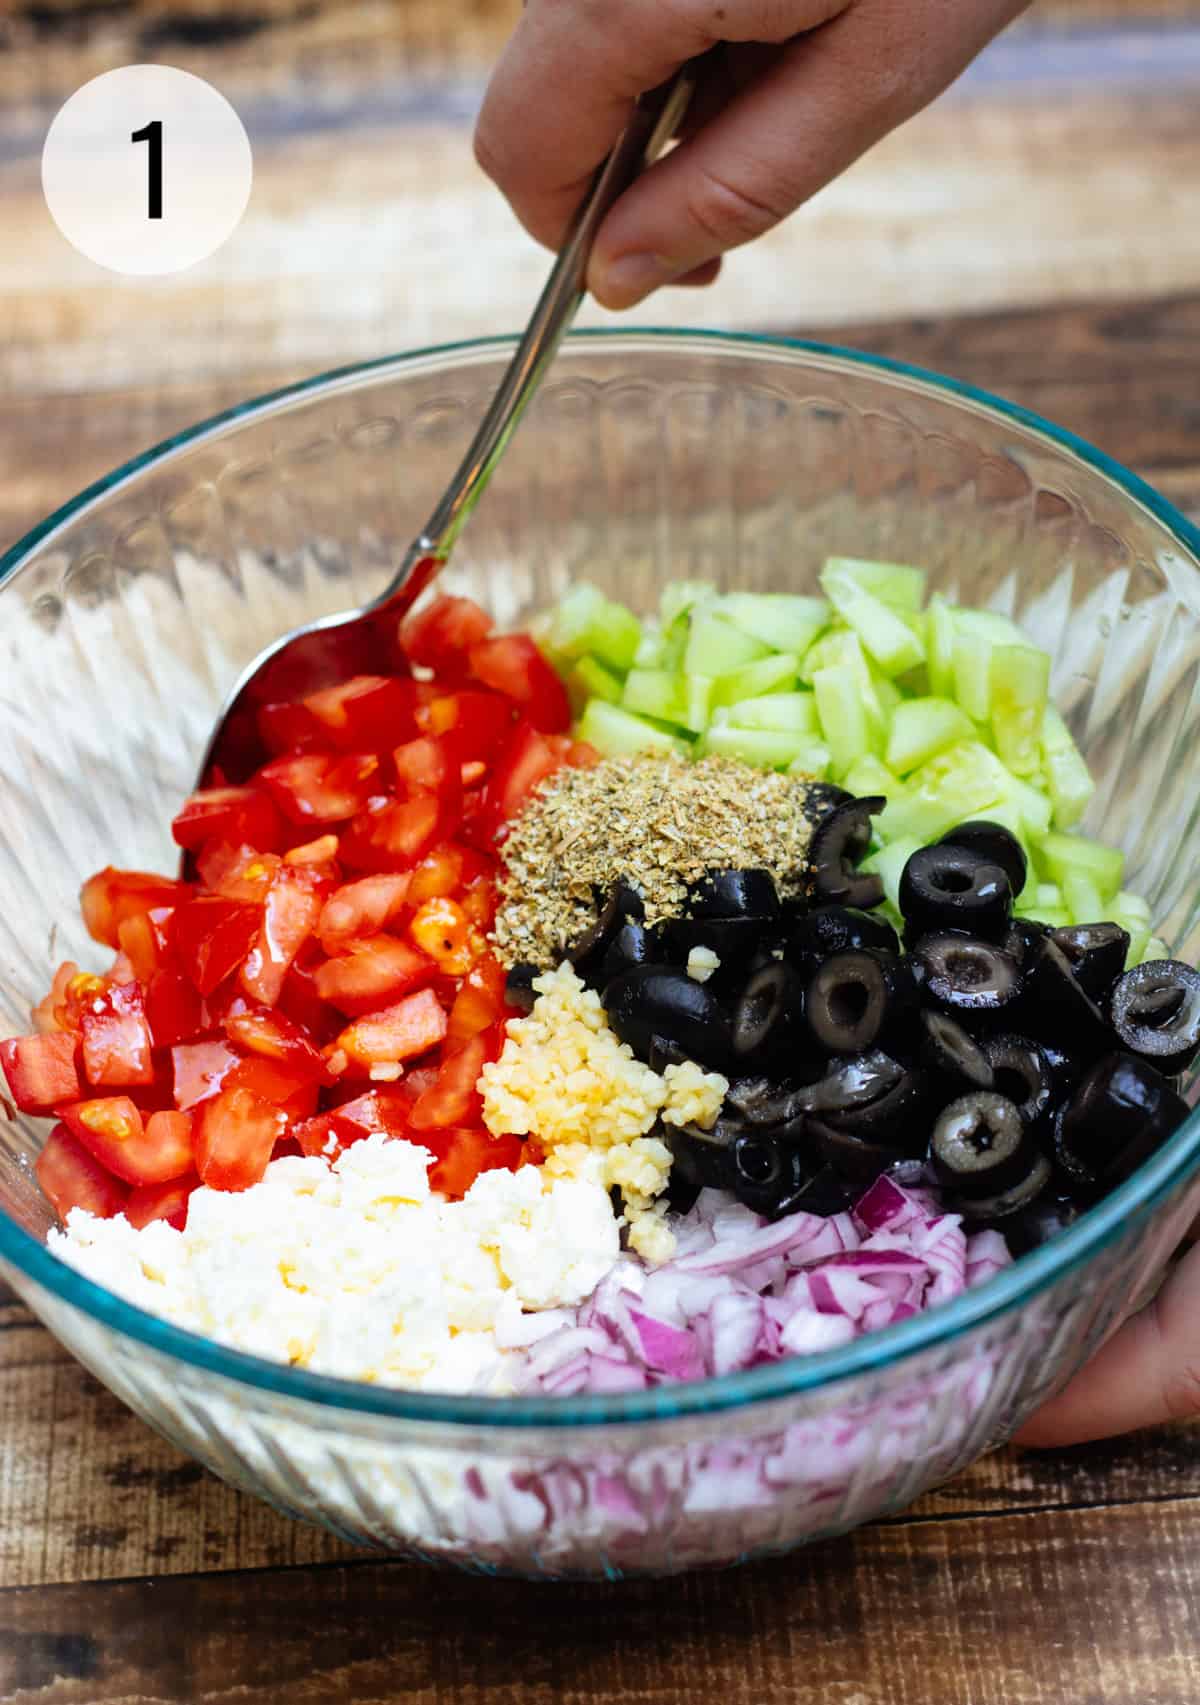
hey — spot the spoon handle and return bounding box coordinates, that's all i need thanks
[378,59,700,608]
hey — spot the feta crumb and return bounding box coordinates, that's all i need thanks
[685,945,721,983]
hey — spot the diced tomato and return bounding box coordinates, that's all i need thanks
[36,1125,128,1222]
[317,873,411,954]
[282,834,340,875]
[172,786,283,854]
[224,1008,329,1083]
[293,1085,413,1159]
[60,1096,193,1187]
[393,733,459,798]
[402,594,493,675]
[425,1127,527,1199]
[116,906,175,984]
[460,875,497,933]
[407,1032,491,1131]
[338,793,442,873]
[257,698,324,756]
[409,897,479,976]
[239,866,325,1006]
[258,752,382,825]
[468,634,570,733]
[31,962,83,1035]
[277,958,341,1044]
[470,721,564,849]
[194,842,265,896]
[292,1109,365,1160]
[79,982,155,1089]
[172,1039,241,1110]
[126,1173,197,1231]
[407,844,466,905]
[314,935,435,1016]
[334,987,448,1070]
[145,970,204,1049]
[301,675,421,753]
[194,1084,286,1191]
[0,1032,81,1113]
[420,688,514,763]
[80,868,189,950]
[173,897,263,996]
[446,954,509,1048]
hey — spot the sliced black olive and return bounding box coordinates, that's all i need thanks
[1050,922,1131,1005]
[1003,917,1046,968]
[689,868,781,921]
[809,795,885,910]
[930,1091,1050,1213]
[504,961,541,1013]
[661,1116,741,1200]
[1022,935,1115,1056]
[1110,960,1200,1075]
[726,1077,810,1127]
[819,1068,929,1152]
[920,1010,995,1090]
[913,933,1022,1019]
[1001,1194,1079,1254]
[788,903,900,966]
[797,1048,906,1115]
[1055,1051,1189,1195]
[646,1033,691,1074]
[731,962,804,1062]
[603,966,731,1069]
[801,782,853,829]
[806,950,889,1054]
[808,1116,909,1188]
[786,1163,856,1216]
[980,1034,1054,1128]
[899,845,1012,941]
[939,819,1027,898]
[597,919,658,988]
[662,915,774,974]
[566,881,645,981]
[729,1134,816,1218]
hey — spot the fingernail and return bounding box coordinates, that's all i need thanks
[590,251,676,310]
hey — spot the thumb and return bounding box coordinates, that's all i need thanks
[1014,1243,1200,1448]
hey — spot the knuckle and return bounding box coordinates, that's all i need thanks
[683,162,794,250]
[1161,1356,1200,1422]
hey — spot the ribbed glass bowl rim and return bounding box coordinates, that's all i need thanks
[4,327,1200,1430]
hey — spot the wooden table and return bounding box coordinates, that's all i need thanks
[4,3,1200,1699]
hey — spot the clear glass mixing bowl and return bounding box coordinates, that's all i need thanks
[3,330,1200,1578]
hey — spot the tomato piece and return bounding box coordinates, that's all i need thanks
[172,1039,241,1110]
[317,873,411,954]
[282,834,340,876]
[238,866,325,1006]
[80,868,189,950]
[408,897,479,976]
[294,1086,412,1158]
[257,698,324,757]
[470,721,564,848]
[145,970,204,1049]
[116,906,175,984]
[338,793,442,873]
[126,1173,197,1232]
[79,982,155,1089]
[407,843,466,906]
[32,962,84,1035]
[194,842,267,897]
[302,675,421,753]
[314,935,435,1016]
[0,1032,82,1113]
[393,733,459,796]
[258,752,382,825]
[407,1032,490,1131]
[468,635,570,733]
[171,786,283,854]
[446,953,510,1048]
[173,897,263,996]
[334,987,448,1070]
[425,1127,525,1199]
[36,1125,128,1221]
[277,959,342,1044]
[60,1096,193,1187]
[224,1008,330,1083]
[194,1084,285,1191]
[460,874,497,932]
[420,688,514,763]
[402,594,493,674]
[292,1109,364,1160]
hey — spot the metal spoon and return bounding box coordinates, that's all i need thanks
[193,63,698,793]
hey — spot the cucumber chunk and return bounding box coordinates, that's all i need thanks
[710,653,800,708]
[990,644,1050,777]
[714,593,829,658]
[786,740,834,780]
[821,564,926,676]
[577,700,690,758]
[876,741,1010,844]
[1041,704,1095,829]
[684,612,772,677]
[722,691,819,734]
[702,724,814,769]
[823,557,927,611]
[659,580,714,628]
[884,697,974,775]
[1038,831,1124,905]
[548,583,642,673]
[813,663,882,777]
[567,655,623,712]
[860,835,922,911]
[841,755,900,800]
[926,595,957,699]
[622,669,688,725]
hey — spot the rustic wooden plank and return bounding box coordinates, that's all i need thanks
[1,1499,1198,1703]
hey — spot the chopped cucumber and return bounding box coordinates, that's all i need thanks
[659,580,715,628]
[813,664,881,778]
[714,593,829,658]
[951,624,993,722]
[926,596,957,699]
[877,741,1010,844]
[990,644,1050,777]
[710,653,800,708]
[786,740,833,780]
[1004,772,1053,840]
[548,583,642,673]
[721,691,819,734]
[622,668,687,725]
[684,612,771,677]
[702,724,814,770]
[1038,831,1124,905]
[567,655,623,712]
[1111,890,1154,967]
[861,835,922,911]
[1041,704,1094,829]
[1142,937,1170,963]
[577,700,690,758]
[823,557,926,611]
[1062,870,1106,927]
[841,755,900,800]
[884,697,974,775]
[821,564,926,676]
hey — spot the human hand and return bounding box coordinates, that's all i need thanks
[474,0,1029,310]
[1015,1240,1200,1447]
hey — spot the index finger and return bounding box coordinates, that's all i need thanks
[473,0,847,250]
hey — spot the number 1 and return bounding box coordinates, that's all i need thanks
[131,120,163,220]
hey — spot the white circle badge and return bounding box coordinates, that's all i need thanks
[42,65,252,276]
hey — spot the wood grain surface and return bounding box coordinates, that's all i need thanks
[5,2,1200,1701]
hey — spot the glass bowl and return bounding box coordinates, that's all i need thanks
[3,330,1200,1579]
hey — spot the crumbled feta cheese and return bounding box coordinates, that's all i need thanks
[48,1134,620,1393]
[685,945,720,983]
